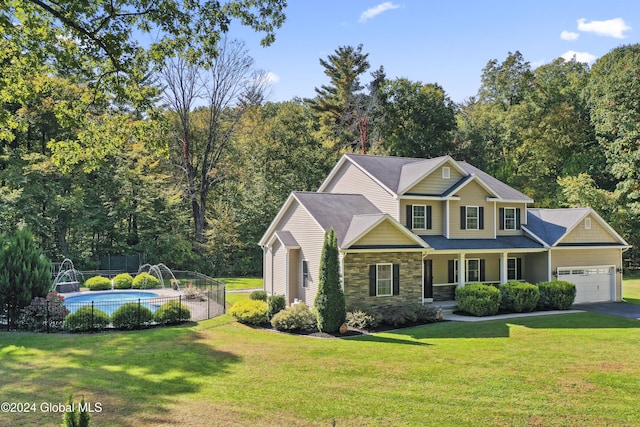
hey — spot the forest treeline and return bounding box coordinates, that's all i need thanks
[2,3,639,275]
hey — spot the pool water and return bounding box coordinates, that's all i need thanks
[64,291,160,315]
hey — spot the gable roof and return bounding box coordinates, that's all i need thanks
[341,213,429,249]
[524,208,629,247]
[319,153,533,202]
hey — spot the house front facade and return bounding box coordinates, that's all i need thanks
[260,154,630,309]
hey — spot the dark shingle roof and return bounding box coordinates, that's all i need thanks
[526,208,590,246]
[420,235,544,250]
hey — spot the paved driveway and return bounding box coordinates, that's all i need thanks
[574,302,640,320]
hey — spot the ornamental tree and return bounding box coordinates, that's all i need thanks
[314,227,345,333]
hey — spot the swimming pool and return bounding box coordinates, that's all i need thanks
[64,291,160,315]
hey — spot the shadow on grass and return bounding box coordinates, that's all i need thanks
[623,297,640,306]
[0,326,240,427]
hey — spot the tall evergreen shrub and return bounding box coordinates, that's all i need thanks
[0,229,51,327]
[314,228,346,333]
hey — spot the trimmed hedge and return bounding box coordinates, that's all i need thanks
[455,284,501,316]
[499,281,540,313]
[229,299,269,325]
[85,276,111,291]
[64,306,110,332]
[267,295,286,318]
[250,290,268,302]
[537,281,576,310]
[132,272,161,289]
[154,300,191,325]
[111,302,153,329]
[113,273,133,290]
[270,303,317,331]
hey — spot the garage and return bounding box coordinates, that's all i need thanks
[557,266,614,304]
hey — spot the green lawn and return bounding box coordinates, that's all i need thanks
[217,277,263,291]
[623,270,640,305]
[1,312,639,426]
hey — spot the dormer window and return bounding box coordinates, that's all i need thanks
[442,167,450,179]
[504,208,516,231]
[585,217,592,230]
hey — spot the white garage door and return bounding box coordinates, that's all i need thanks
[557,266,614,304]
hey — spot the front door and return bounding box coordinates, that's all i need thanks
[424,259,433,299]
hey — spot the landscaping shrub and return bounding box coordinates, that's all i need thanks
[85,276,111,291]
[64,306,110,332]
[537,281,576,310]
[17,291,70,332]
[267,295,286,318]
[346,307,382,330]
[455,284,501,316]
[132,272,161,289]
[314,228,346,333]
[380,305,418,327]
[499,281,540,313]
[270,303,317,331]
[250,290,268,302]
[154,300,191,324]
[411,304,438,323]
[229,299,269,325]
[113,273,133,290]
[111,302,153,329]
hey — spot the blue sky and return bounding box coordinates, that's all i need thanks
[229,1,640,103]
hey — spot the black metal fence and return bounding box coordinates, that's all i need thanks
[1,270,226,332]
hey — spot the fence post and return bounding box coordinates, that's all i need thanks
[137,299,141,329]
[179,295,182,321]
[46,299,50,334]
[91,301,95,334]
[207,284,210,319]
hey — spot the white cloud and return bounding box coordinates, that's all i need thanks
[265,72,280,84]
[577,18,631,39]
[359,2,401,23]
[560,30,579,41]
[561,50,597,64]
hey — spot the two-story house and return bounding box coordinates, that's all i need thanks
[259,154,630,309]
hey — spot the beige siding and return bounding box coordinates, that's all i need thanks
[321,161,398,217]
[272,240,287,297]
[406,163,464,195]
[264,246,272,294]
[495,202,527,237]
[399,200,444,235]
[353,220,417,246]
[288,249,299,304]
[525,252,549,283]
[561,214,619,244]
[449,181,495,239]
[551,248,623,301]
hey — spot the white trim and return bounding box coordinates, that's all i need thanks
[442,166,451,179]
[317,154,397,197]
[343,248,427,254]
[445,200,450,238]
[521,225,551,248]
[552,208,629,247]
[341,213,430,249]
[584,217,592,230]
[376,263,393,297]
[398,195,459,201]
[454,174,501,199]
[285,248,290,303]
[487,197,535,203]
[493,202,497,239]
[412,204,427,229]
[504,207,517,231]
[465,205,480,230]
[551,245,631,250]
[557,264,616,302]
[397,156,467,195]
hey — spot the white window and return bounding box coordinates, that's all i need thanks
[504,208,517,231]
[585,217,592,230]
[467,259,480,282]
[442,167,451,179]
[507,258,518,281]
[413,205,426,229]
[466,206,479,230]
[376,264,393,296]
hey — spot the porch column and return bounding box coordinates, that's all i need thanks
[500,252,509,284]
[457,253,466,287]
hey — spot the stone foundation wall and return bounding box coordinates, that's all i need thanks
[343,252,422,310]
[433,285,456,301]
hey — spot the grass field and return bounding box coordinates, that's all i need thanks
[217,277,262,291]
[623,270,640,305]
[2,310,639,426]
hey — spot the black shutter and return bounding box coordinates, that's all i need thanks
[516,208,521,229]
[393,264,400,295]
[460,206,466,230]
[426,206,433,229]
[517,258,523,280]
[406,205,413,228]
[448,260,455,283]
[369,265,376,296]
[480,259,486,282]
[499,208,505,230]
[479,207,485,230]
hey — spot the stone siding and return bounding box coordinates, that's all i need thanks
[343,252,423,310]
[433,285,456,301]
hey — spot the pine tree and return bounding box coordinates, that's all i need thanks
[314,228,346,333]
[0,229,51,327]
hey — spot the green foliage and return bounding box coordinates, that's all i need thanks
[267,295,286,318]
[270,303,317,331]
[0,228,51,327]
[380,305,418,327]
[153,300,191,325]
[229,299,269,325]
[346,307,382,330]
[111,302,153,330]
[64,306,110,332]
[499,281,540,313]
[455,284,501,316]
[113,273,133,290]
[249,290,268,302]
[314,228,346,333]
[132,273,161,289]
[85,276,111,291]
[537,281,576,310]
[62,394,91,427]
[17,292,69,332]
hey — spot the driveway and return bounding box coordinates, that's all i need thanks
[574,302,640,320]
